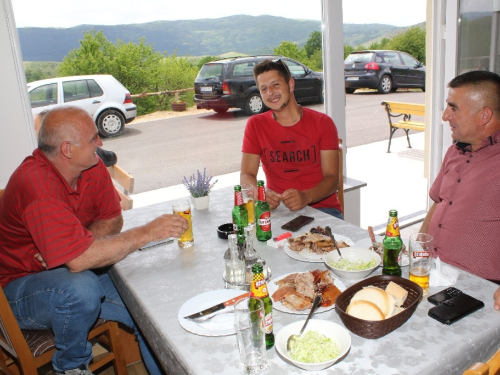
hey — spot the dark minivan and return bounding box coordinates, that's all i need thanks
[194,55,324,115]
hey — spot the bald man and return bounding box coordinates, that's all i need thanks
[0,106,187,375]
[419,70,500,310]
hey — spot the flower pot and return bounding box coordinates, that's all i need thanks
[191,195,210,210]
[171,101,187,112]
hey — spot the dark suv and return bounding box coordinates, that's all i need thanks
[344,50,425,94]
[194,55,324,115]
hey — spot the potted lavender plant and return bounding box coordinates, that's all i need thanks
[182,168,218,210]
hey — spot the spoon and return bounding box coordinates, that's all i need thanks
[287,294,322,351]
[325,226,342,259]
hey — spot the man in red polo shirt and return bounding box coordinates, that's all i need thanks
[420,70,500,309]
[0,106,187,375]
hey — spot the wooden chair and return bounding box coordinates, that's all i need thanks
[0,285,127,375]
[107,165,135,211]
[464,347,500,375]
[338,138,344,214]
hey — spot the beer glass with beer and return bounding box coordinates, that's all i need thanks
[241,184,255,228]
[409,233,433,295]
[172,199,194,248]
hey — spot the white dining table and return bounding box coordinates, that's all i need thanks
[110,186,500,374]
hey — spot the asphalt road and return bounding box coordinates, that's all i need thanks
[102,90,425,193]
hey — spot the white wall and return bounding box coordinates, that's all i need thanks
[0,0,35,189]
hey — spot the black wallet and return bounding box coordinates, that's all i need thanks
[428,293,484,325]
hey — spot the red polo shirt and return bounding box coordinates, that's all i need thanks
[242,107,341,211]
[429,130,500,280]
[0,149,121,287]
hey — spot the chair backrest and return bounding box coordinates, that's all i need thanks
[107,165,135,211]
[0,189,4,199]
[338,138,344,214]
[463,346,500,375]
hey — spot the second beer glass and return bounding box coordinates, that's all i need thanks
[409,233,433,295]
[172,199,194,248]
[241,184,255,228]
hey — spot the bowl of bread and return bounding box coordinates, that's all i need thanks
[335,275,423,339]
[275,319,351,371]
[324,248,381,280]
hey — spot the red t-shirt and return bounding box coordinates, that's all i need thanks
[429,130,500,280]
[0,149,121,287]
[242,107,341,210]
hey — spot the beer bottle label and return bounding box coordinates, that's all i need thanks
[257,212,271,232]
[264,312,273,334]
[385,217,400,237]
[235,191,244,206]
[250,274,268,298]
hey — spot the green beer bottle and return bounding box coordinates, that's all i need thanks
[382,209,403,276]
[232,185,249,247]
[255,180,272,241]
[250,263,274,349]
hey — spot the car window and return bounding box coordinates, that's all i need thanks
[382,52,402,65]
[87,79,104,97]
[284,60,306,76]
[344,53,374,64]
[63,80,91,102]
[197,63,224,79]
[232,62,256,77]
[29,83,57,108]
[400,53,419,67]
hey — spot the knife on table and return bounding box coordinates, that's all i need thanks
[184,292,250,320]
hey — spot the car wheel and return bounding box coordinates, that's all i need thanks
[245,93,266,115]
[213,106,229,113]
[377,75,392,94]
[97,110,125,138]
[345,88,355,94]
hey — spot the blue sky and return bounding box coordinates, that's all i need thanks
[11,0,426,28]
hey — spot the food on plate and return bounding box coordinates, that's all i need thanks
[287,226,350,255]
[346,281,408,320]
[328,257,377,271]
[272,270,341,311]
[287,330,341,363]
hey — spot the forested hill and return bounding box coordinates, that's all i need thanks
[18,15,403,62]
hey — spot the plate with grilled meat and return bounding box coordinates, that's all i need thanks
[268,269,346,314]
[284,226,353,263]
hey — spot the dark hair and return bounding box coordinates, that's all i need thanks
[253,58,291,83]
[448,70,500,112]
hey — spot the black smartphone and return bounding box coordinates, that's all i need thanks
[428,293,484,325]
[427,287,462,305]
[281,215,314,232]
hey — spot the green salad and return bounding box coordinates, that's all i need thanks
[287,331,341,363]
[328,257,377,271]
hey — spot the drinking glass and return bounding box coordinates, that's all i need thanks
[234,297,267,374]
[409,233,434,295]
[241,184,255,228]
[172,199,194,248]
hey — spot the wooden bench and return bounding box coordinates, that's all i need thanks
[381,101,425,153]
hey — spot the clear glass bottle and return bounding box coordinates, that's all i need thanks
[243,226,259,284]
[226,234,245,284]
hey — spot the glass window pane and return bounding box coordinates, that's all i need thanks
[87,79,104,98]
[62,80,90,102]
[29,83,57,108]
[284,60,305,75]
[400,53,418,66]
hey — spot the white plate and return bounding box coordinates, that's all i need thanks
[284,234,354,263]
[353,236,409,267]
[268,272,346,314]
[178,289,242,336]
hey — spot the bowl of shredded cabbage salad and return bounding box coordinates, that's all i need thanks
[324,247,381,280]
[276,319,351,370]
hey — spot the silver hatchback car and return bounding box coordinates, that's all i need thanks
[28,74,137,137]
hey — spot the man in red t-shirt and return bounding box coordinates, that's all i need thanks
[240,59,342,219]
[0,107,187,375]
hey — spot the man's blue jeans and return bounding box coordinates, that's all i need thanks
[4,268,164,374]
[316,207,344,220]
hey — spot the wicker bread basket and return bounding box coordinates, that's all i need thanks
[335,275,423,339]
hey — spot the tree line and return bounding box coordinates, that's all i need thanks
[25,26,425,116]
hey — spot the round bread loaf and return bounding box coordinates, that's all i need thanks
[350,286,390,316]
[346,300,385,321]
